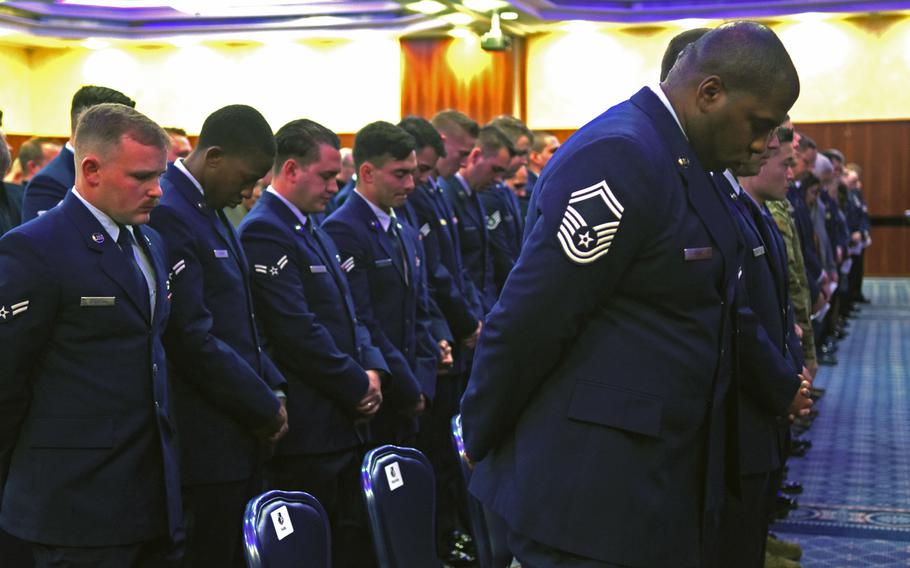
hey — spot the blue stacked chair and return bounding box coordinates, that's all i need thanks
[361,445,441,568]
[242,490,331,568]
[452,414,513,568]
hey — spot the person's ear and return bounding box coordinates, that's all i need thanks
[695,75,725,114]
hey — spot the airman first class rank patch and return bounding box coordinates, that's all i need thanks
[557,180,624,265]
[254,255,289,277]
[0,300,29,322]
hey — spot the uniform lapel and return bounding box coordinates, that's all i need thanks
[61,192,150,321]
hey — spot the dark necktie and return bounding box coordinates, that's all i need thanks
[387,220,409,285]
[117,225,150,314]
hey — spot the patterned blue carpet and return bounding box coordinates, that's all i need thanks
[771,278,910,567]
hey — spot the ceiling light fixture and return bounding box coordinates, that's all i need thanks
[442,12,474,26]
[462,0,509,13]
[499,11,518,21]
[83,38,111,49]
[406,0,447,15]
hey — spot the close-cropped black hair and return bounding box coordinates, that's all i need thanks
[196,104,276,159]
[273,118,340,174]
[353,121,416,169]
[71,85,135,132]
[399,116,446,158]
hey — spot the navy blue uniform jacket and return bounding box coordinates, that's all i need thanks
[716,174,801,476]
[323,193,438,440]
[460,87,741,566]
[239,190,388,455]
[149,163,285,486]
[0,192,181,546]
[21,145,75,222]
[407,182,483,373]
[438,175,498,314]
[479,182,524,295]
[0,182,23,237]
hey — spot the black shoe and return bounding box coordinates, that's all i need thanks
[789,444,808,458]
[819,352,838,365]
[858,295,871,304]
[781,481,803,494]
[833,328,849,340]
[792,438,812,450]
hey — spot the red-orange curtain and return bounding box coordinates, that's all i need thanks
[400,37,524,125]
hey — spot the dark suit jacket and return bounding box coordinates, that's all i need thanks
[22,145,75,222]
[461,87,741,566]
[438,175,497,314]
[0,183,23,237]
[479,182,523,294]
[149,163,285,486]
[716,174,801,476]
[323,192,438,441]
[239,191,388,455]
[0,191,181,546]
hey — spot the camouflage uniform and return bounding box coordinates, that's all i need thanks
[767,198,817,368]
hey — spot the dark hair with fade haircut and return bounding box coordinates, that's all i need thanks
[17,137,57,170]
[164,126,187,137]
[273,118,340,175]
[353,121,416,169]
[431,109,480,139]
[672,21,799,103]
[775,126,794,144]
[822,148,845,164]
[797,134,816,151]
[70,85,135,133]
[476,124,515,158]
[196,104,275,159]
[488,115,533,147]
[399,116,446,158]
[73,103,169,162]
[660,28,710,82]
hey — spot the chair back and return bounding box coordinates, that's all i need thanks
[361,444,441,568]
[243,490,331,568]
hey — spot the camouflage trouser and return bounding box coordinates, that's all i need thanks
[767,199,817,368]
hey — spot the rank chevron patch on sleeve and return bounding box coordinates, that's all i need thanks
[556,180,624,265]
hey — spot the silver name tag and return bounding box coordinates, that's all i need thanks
[752,246,766,257]
[214,249,230,258]
[80,296,116,307]
[683,247,713,261]
[309,265,328,274]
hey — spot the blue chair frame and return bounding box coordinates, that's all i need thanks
[243,489,331,568]
[361,444,441,568]
[452,414,513,568]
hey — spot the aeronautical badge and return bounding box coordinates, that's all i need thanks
[0,300,29,323]
[486,210,502,231]
[341,257,355,273]
[557,180,623,265]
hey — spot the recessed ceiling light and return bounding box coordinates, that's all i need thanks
[406,0,447,15]
[442,12,474,26]
[448,26,475,39]
[499,11,518,21]
[462,0,508,13]
[83,38,111,50]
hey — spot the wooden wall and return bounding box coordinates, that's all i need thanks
[793,120,909,277]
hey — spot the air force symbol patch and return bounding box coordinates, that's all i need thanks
[557,180,623,265]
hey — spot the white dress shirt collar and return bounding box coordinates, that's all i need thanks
[173,158,205,197]
[648,84,688,140]
[354,189,393,232]
[266,186,309,228]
